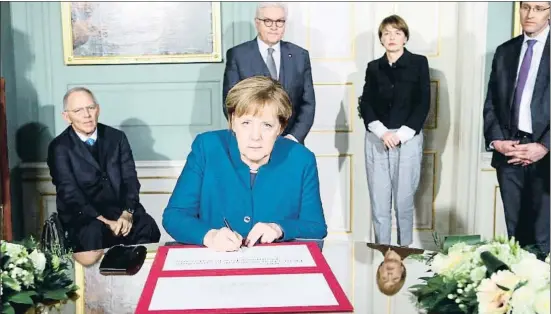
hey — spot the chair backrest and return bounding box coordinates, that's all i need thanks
[357,95,363,119]
[40,212,72,255]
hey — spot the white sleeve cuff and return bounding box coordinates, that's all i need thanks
[396,126,416,143]
[368,120,389,139]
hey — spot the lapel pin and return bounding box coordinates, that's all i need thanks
[288,54,292,58]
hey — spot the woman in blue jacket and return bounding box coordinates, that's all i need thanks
[163,76,327,252]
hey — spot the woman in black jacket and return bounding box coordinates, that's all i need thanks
[359,15,430,247]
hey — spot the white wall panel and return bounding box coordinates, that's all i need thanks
[311,83,353,132]
[307,3,355,60]
[317,155,352,234]
[394,3,440,57]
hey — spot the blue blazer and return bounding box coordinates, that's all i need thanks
[162,130,328,246]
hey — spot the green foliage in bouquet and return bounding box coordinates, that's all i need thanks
[409,233,551,314]
[441,234,483,253]
[408,233,484,264]
[1,237,79,314]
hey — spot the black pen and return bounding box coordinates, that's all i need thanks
[223,218,246,247]
[223,217,233,231]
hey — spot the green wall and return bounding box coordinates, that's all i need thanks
[0,1,258,238]
[1,2,258,165]
[485,2,516,89]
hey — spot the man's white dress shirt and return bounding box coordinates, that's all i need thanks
[516,25,549,134]
[75,127,98,143]
[257,37,281,79]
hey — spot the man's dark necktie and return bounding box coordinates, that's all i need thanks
[267,48,278,80]
[511,39,536,134]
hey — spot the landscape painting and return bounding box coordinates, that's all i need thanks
[61,2,222,65]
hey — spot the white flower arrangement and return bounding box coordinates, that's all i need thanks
[1,238,78,314]
[476,259,550,314]
[410,235,550,314]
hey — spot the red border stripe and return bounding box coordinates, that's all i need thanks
[135,242,353,313]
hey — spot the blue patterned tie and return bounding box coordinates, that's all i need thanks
[85,138,95,146]
[511,39,537,133]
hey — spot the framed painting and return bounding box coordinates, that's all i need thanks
[61,2,222,65]
[513,2,522,37]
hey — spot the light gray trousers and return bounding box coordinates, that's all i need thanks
[364,130,423,246]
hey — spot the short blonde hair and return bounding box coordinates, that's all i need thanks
[225,76,292,130]
[378,15,410,41]
[376,261,407,296]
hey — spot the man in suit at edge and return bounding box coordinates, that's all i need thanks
[222,2,315,144]
[483,1,550,256]
[47,87,161,256]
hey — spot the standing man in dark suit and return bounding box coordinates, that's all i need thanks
[483,1,550,255]
[47,87,161,253]
[223,2,315,144]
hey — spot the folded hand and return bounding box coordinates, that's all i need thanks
[245,222,283,247]
[117,212,133,237]
[505,143,549,166]
[493,140,519,155]
[107,220,122,237]
[382,132,400,149]
[203,227,243,252]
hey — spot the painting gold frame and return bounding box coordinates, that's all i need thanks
[60,2,222,65]
[513,2,522,37]
[424,80,439,130]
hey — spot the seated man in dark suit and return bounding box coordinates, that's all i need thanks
[47,87,161,253]
[223,2,316,144]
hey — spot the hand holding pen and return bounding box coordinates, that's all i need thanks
[224,218,247,247]
[226,219,281,248]
[202,218,244,252]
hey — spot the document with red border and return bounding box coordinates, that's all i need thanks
[135,242,354,313]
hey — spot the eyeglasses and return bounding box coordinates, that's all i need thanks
[66,104,98,115]
[257,18,286,28]
[520,5,550,13]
